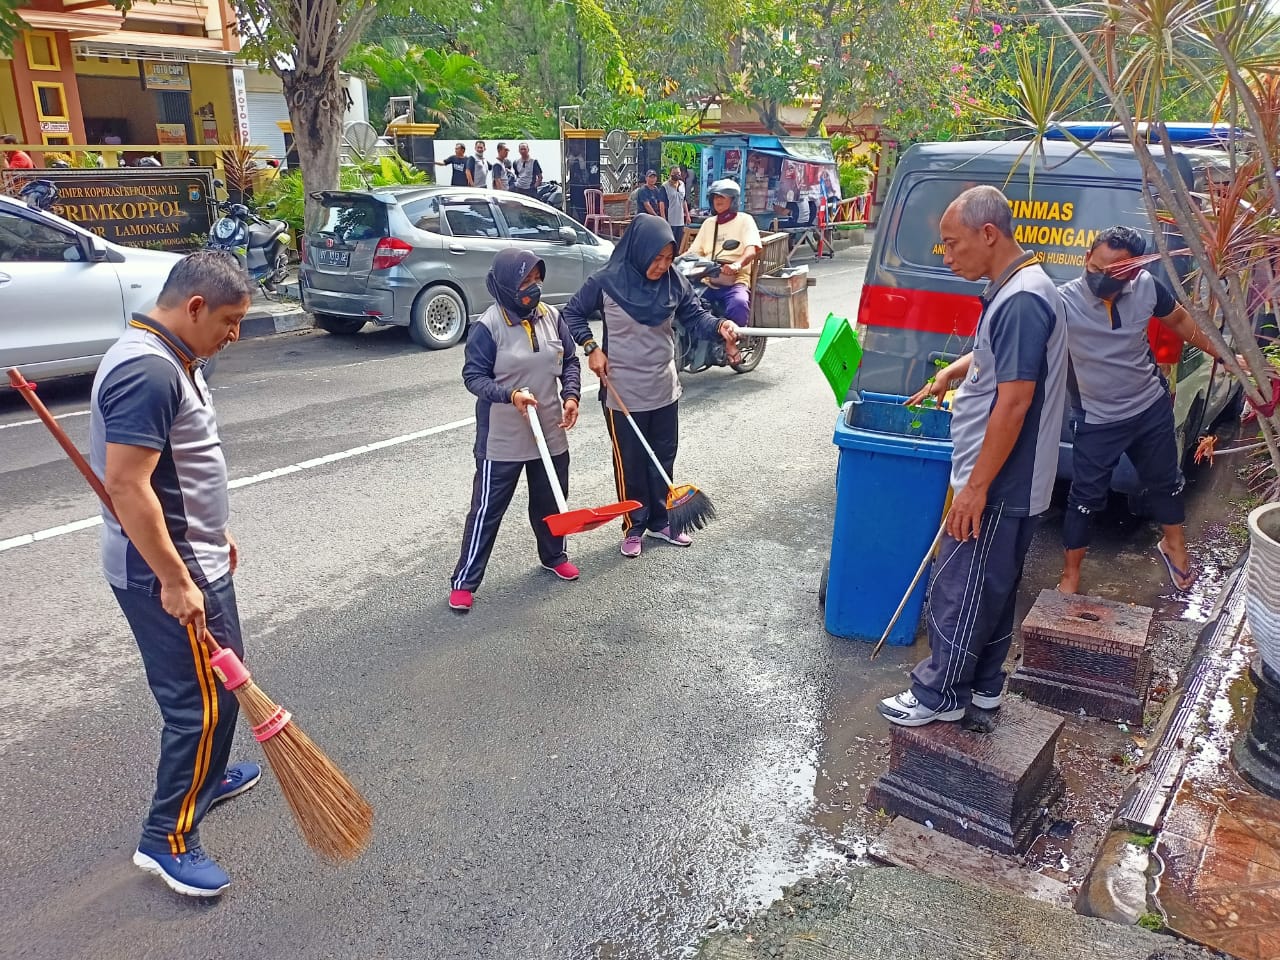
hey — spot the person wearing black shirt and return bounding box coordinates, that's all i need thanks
[637,170,666,220]
[438,143,469,187]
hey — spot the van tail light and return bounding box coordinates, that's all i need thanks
[372,237,413,270]
[1148,318,1183,365]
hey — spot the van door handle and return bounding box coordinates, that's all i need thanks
[448,244,466,254]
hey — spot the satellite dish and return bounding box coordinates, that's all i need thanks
[343,121,381,162]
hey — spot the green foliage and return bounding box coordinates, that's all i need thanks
[1137,912,1163,932]
[477,75,558,139]
[345,40,490,135]
[1127,832,1157,848]
[839,164,872,198]
[260,166,365,238]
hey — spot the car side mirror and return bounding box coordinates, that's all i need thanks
[558,225,578,244]
[82,233,109,262]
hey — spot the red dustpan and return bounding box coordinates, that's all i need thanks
[527,406,639,537]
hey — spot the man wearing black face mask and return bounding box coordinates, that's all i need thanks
[1058,225,1227,595]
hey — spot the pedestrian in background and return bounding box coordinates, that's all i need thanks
[1057,225,1230,594]
[1,133,34,169]
[90,251,262,896]
[513,142,543,198]
[493,143,512,190]
[638,169,667,220]
[664,166,688,233]
[880,185,1068,727]
[467,140,492,189]
[439,142,469,186]
[450,249,582,613]
[562,214,740,557]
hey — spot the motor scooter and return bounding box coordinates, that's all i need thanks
[537,180,565,209]
[206,180,292,298]
[674,239,767,374]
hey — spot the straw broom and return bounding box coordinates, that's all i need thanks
[7,367,372,862]
[603,378,716,535]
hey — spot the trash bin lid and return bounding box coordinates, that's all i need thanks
[833,392,953,461]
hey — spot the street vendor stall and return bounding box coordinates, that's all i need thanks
[661,134,842,228]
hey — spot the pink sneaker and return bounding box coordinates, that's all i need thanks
[620,535,643,558]
[448,589,473,613]
[542,560,580,581]
[646,526,692,547]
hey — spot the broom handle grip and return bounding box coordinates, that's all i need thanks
[7,367,223,655]
[7,367,117,520]
[869,513,949,660]
[603,378,676,489]
[524,403,570,514]
[726,328,824,338]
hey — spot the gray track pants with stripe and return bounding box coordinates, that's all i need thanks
[910,506,1040,713]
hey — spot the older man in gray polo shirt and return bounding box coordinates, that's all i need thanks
[1057,225,1228,594]
[879,185,1068,727]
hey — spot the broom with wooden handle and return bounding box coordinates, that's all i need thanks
[7,366,373,862]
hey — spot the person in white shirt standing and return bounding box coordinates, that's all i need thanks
[664,166,687,232]
[467,140,492,189]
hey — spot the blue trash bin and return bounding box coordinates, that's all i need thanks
[824,392,953,646]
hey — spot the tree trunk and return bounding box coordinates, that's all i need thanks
[281,67,345,232]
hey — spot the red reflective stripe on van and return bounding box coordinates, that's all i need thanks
[1148,318,1182,365]
[857,285,982,337]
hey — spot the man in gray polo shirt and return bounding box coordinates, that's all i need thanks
[879,185,1068,727]
[91,251,259,897]
[1057,225,1228,594]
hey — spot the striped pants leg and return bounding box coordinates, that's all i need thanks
[113,574,242,855]
[909,506,1040,713]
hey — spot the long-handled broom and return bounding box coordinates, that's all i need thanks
[603,378,716,536]
[7,367,373,863]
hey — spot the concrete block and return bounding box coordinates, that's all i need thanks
[866,700,1065,855]
[1010,590,1154,725]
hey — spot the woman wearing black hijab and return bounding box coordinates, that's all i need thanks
[449,248,582,613]
[562,214,739,558]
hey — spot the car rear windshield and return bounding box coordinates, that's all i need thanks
[893,176,1159,282]
[315,197,388,243]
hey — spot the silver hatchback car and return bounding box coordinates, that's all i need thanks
[300,186,614,349]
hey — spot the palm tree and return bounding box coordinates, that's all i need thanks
[344,39,491,135]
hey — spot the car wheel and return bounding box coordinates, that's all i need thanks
[314,313,367,335]
[729,335,766,373]
[410,285,467,350]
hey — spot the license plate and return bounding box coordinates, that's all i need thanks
[316,248,350,267]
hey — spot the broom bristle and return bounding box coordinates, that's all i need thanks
[666,483,717,536]
[233,680,373,863]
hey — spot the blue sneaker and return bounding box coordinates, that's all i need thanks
[133,845,230,897]
[212,761,261,806]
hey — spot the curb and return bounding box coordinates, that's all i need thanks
[239,304,311,340]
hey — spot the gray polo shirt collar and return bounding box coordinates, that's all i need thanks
[980,251,1040,308]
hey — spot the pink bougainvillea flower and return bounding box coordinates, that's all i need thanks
[992,22,1003,36]
[979,44,990,54]
[953,103,963,116]
[950,63,963,74]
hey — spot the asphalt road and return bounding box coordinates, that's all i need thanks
[0,248,1244,960]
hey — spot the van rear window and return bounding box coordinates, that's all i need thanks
[894,177,1159,281]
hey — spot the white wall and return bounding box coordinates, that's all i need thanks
[430,139,563,183]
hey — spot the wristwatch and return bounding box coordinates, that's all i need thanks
[583,340,600,356]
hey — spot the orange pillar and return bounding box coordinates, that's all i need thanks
[10,29,87,155]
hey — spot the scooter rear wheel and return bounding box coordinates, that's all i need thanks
[729,335,766,374]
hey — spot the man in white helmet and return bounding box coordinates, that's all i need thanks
[690,179,761,327]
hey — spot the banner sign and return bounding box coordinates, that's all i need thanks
[142,61,192,91]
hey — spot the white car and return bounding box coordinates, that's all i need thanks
[0,192,183,380]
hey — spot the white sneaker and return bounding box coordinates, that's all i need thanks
[877,690,965,727]
[971,689,1004,710]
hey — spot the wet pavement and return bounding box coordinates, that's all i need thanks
[0,239,1258,958]
[1155,624,1280,960]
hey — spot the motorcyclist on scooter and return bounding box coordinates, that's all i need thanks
[690,179,761,328]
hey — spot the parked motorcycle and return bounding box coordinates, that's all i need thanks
[537,180,565,209]
[674,239,766,374]
[206,180,292,298]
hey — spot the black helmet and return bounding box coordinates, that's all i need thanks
[708,178,741,201]
[19,178,58,211]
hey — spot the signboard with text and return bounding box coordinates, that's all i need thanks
[3,168,215,251]
[142,60,192,91]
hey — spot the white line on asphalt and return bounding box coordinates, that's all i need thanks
[0,409,89,431]
[0,415,479,555]
[0,377,604,555]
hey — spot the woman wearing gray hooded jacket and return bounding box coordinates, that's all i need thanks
[562,214,739,558]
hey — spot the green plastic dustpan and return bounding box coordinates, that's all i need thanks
[813,313,863,404]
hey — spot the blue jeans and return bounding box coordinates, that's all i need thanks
[113,573,243,854]
[703,284,751,326]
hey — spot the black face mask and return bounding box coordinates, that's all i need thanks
[517,283,542,316]
[1086,270,1126,300]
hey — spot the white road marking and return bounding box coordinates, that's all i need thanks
[0,376,603,555]
[0,409,89,430]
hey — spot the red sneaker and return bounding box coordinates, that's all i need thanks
[448,589,473,612]
[542,560,580,581]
